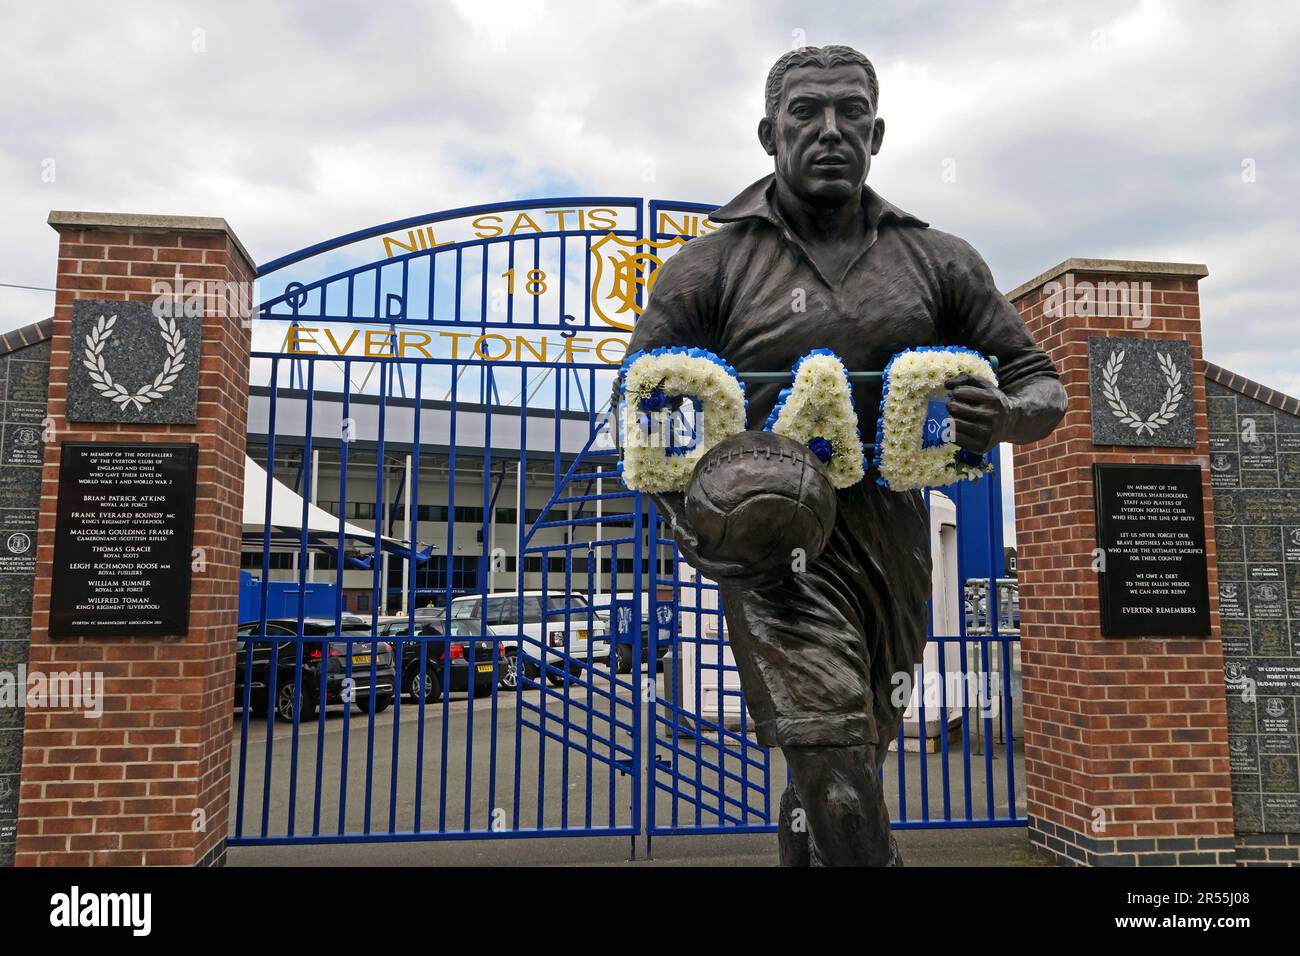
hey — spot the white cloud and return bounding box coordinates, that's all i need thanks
[1,0,1297,403]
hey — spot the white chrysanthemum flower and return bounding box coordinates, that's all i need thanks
[620,349,746,493]
[765,351,865,488]
[874,348,998,492]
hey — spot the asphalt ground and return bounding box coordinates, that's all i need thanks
[227,666,1039,867]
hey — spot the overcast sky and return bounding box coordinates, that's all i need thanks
[2,0,1297,395]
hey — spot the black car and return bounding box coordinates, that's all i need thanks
[378,618,501,703]
[235,617,397,722]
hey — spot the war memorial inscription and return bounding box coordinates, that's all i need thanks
[48,443,197,638]
[1093,462,1212,638]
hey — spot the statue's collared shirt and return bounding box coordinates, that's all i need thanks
[629,173,1059,432]
[709,171,931,290]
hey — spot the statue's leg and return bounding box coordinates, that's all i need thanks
[777,782,810,866]
[889,833,904,866]
[784,743,891,866]
[712,487,930,867]
[874,711,906,867]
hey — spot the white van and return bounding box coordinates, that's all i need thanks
[449,591,611,688]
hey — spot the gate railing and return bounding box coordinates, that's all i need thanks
[231,195,1025,851]
[644,469,1024,840]
[232,353,643,846]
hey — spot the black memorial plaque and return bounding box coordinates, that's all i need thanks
[49,442,197,638]
[1094,462,1212,637]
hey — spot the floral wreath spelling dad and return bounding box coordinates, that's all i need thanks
[617,345,998,494]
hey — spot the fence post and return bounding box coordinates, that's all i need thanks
[1007,258,1237,865]
[15,211,254,865]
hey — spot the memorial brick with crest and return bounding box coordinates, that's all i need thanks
[1009,258,1238,866]
[12,212,253,867]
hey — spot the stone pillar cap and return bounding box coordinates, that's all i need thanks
[1006,257,1209,303]
[48,209,255,272]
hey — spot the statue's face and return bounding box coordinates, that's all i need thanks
[760,63,884,208]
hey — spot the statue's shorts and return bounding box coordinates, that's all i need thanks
[718,483,932,758]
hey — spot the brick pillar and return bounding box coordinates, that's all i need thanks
[15,212,253,866]
[1007,258,1237,866]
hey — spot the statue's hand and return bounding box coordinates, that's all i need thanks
[944,373,1012,455]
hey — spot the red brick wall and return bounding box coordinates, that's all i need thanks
[1009,269,1235,864]
[15,220,252,866]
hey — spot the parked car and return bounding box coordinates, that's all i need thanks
[235,617,397,721]
[410,604,446,620]
[376,618,502,702]
[449,591,610,687]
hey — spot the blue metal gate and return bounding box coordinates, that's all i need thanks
[229,197,1024,851]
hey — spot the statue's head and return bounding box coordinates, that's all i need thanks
[759,45,883,208]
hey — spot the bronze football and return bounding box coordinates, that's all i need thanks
[683,430,837,582]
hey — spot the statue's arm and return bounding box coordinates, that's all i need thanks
[995,375,1069,444]
[612,239,722,449]
[613,241,746,579]
[938,235,1067,451]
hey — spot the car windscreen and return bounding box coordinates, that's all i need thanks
[547,594,588,610]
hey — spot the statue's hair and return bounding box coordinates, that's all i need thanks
[764,45,879,120]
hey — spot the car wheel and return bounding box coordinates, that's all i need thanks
[407,667,442,704]
[274,678,316,723]
[546,664,576,687]
[498,651,519,691]
[615,645,633,674]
